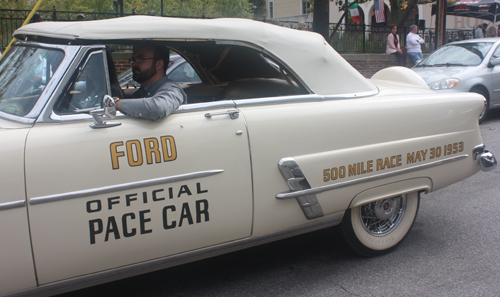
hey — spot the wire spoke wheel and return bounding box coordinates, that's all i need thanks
[341,192,420,257]
[360,195,405,236]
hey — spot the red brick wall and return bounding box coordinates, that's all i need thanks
[346,59,399,78]
[341,53,415,78]
[114,60,130,75]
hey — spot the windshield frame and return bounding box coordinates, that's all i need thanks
[0,42,78,122]
[416,41,495,68]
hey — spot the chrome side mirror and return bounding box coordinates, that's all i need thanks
[103,95,117,119]
[90,95,122,129]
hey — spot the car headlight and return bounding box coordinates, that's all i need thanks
[429,78,460,90]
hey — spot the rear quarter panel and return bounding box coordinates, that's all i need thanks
[237,90,484,237]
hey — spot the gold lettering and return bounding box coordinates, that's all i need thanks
[383,157,391,169]
[349,164,356,177]
[110,142,125,170]
[126,140,143,167]
[339,166,346,178]
[407,152,415,164]
[144,138,161,165]
[331,168,338,180]
[161,136,177,162]
[360,162,367,174]
[420,149,428,160]
[367,160,373,172]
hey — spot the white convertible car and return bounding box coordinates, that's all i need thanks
[1,16,496,296]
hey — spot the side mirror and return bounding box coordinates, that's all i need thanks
[103,95,117,119]
[488,57,500,68]
[90,95,121,129]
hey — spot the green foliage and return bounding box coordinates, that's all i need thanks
[2,0,254,18]
[248,0,266,18]
[0,0,114,12]
[333,0,370,12]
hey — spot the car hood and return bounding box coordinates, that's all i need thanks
[412,66,475,84]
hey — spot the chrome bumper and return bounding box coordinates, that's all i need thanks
[474,144,497,172]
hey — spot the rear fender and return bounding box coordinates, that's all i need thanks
[349,178,432,208]
[371,66,429,88]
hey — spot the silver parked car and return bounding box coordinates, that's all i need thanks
[412,38,500,123]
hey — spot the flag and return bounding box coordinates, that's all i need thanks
[349,3,362,23]
[374,0,385,23]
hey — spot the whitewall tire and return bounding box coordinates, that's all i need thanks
[341,192,420,257]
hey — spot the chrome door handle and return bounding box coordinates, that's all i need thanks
[204,110,239,120]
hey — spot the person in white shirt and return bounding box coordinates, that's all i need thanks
[475,25,484,38]
[406,24,425,65]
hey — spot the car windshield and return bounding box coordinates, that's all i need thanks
[0,46,64,116]
[416,42,494,67]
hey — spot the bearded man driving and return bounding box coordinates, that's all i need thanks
[116,45,187,120]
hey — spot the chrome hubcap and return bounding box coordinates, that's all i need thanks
[360,195,407,236]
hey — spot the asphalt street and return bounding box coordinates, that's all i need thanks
[59,110,500,297]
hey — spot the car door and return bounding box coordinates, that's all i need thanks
[24,49,253,285]
[0,123,37,295]
[489,44,500,107]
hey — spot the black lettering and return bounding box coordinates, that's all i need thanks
[162,205,176,229]
[197,182,208,194]
[168,187,174,199]
[86,200,102,213]
[122,213,136,237]
[104,216,121,241]
[139,210,152,234]
[89,219,103,244]
[178,185,192,197]
[107,196,120,210]
[142,191,148,203]
[152,189,165,201]
[196,199,209,223]
[179,203,193,227]
[126,194,137,206]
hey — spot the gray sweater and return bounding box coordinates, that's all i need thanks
[120,76,187,120]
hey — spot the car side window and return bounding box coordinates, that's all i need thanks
[168,62,201,83]
[491,46,500,60]
[55,52,108,113]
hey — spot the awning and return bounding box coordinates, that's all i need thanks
[432,0,500,23]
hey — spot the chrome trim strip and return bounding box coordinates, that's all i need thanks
[52,101,239,118]
[29,170,224,205]
[0,112,36,124]
[321,88,380,99]
[235,94,323,106]
[0,200,26,211]
[9,213,343,297]
[276,154,468,199]
[234,89,379,108]
[175,101,236,113]
[278,157,324,219]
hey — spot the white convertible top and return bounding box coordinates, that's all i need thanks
[14,16,377,96]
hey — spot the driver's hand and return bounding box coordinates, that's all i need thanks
[115,98,123,109]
